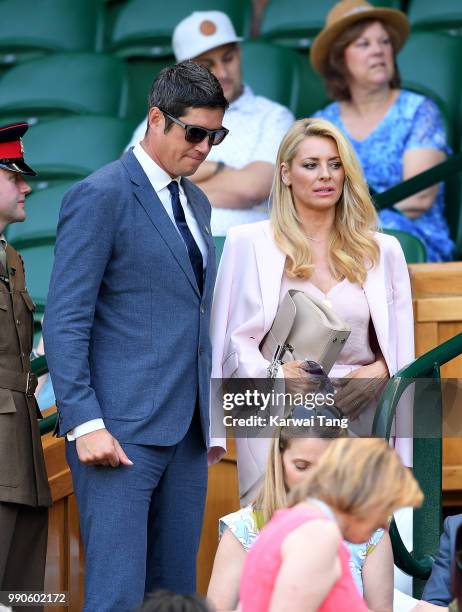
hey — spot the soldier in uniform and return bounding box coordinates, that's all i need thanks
[0,122,52,602]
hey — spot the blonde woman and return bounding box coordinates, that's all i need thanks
[239,438,423,612]
[208,418,393,611]
[209,117,414,503]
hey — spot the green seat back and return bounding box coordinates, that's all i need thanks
[260,0,401,50]
[22,116,136,180]
[6,181,76,248]
[382,229,428,263]
[0,0,104,67]
[398,32,462,149]
[446,148,462,259]
[17,241,55,309]
[408,0,462,35]
[241,41,304,114]
[0,53,129,123]
[214,236,225,266]
[294,55,329,119]
[124,57,172,121]
[110,0,252,58]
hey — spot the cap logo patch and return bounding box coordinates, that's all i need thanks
[199,20,217,36]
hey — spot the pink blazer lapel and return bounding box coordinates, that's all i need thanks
[363,259,391,369]
[254,225,286,333]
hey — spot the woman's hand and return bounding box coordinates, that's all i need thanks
[333,357,389,420]
[282,361,321,397]
[282,360,312,379]
[345,358,389,380]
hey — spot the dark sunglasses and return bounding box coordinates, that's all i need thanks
[159,108,229,146]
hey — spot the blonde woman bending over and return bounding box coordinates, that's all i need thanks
[208,418,394,611]
[239,438,423,612]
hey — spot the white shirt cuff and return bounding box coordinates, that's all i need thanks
[66,418,106,441]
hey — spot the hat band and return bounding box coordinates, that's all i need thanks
[344,6,372,18]
[0,141,22,159]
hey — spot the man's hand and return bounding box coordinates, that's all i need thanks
[76,429,134,468]
[333,358,389,420]
[208,446,225,466]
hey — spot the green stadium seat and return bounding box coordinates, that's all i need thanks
[17,241,55,313]
[124,57,171,122]
[382,229,427,263]
[22,116,136,181]
[260,0,401,50]
[241,41,304,115]
[397,32,462,149]
[295,56,329,119]
[408,0,462,35]
[214,235,225,265]
[0,53,130,124]
[445,147,462,259]
[110,0,252,58]
[5,181,76,249]
[0,0,105,68]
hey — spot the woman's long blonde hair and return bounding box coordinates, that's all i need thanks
[289,438,423,517]
[270,118,379,284]
[254,418,348,526]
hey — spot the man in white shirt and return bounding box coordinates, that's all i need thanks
[127,11,295,235]
[43,61,228,611]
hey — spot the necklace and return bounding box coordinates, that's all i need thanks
[305,234,325,243]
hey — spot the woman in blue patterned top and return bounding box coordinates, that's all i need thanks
[310,0,454,262]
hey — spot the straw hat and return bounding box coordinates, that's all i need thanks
[310,0,409,74]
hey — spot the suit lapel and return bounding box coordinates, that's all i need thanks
[254,224,286,332]
[122,151,200,297]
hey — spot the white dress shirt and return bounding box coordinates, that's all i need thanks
[68,144,208,440]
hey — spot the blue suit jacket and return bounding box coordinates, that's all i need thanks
[422,514,462,606]
[43,150,216,446]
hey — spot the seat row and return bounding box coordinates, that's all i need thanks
[1,31,462,145]
[0,0,461,70]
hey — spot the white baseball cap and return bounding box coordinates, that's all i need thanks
[172,11,242,62]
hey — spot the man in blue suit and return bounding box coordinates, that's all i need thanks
[43,61,228,611]
[422,513,462,607]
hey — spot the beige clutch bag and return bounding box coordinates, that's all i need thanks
[260,289,351,375]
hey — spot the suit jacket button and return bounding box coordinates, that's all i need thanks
[200,305,205,314]
[199,348,204,356]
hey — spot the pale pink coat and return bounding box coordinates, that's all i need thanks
[209,221,414,498]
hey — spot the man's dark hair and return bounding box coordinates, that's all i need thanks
[138,589,212,612]
[148,60,228,128]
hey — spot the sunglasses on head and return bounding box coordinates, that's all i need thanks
[158,108,229,146]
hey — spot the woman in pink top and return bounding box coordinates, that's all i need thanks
[240,439,423,612]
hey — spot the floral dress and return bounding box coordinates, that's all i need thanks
[315,90,454,262]
[220,505,383,595]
